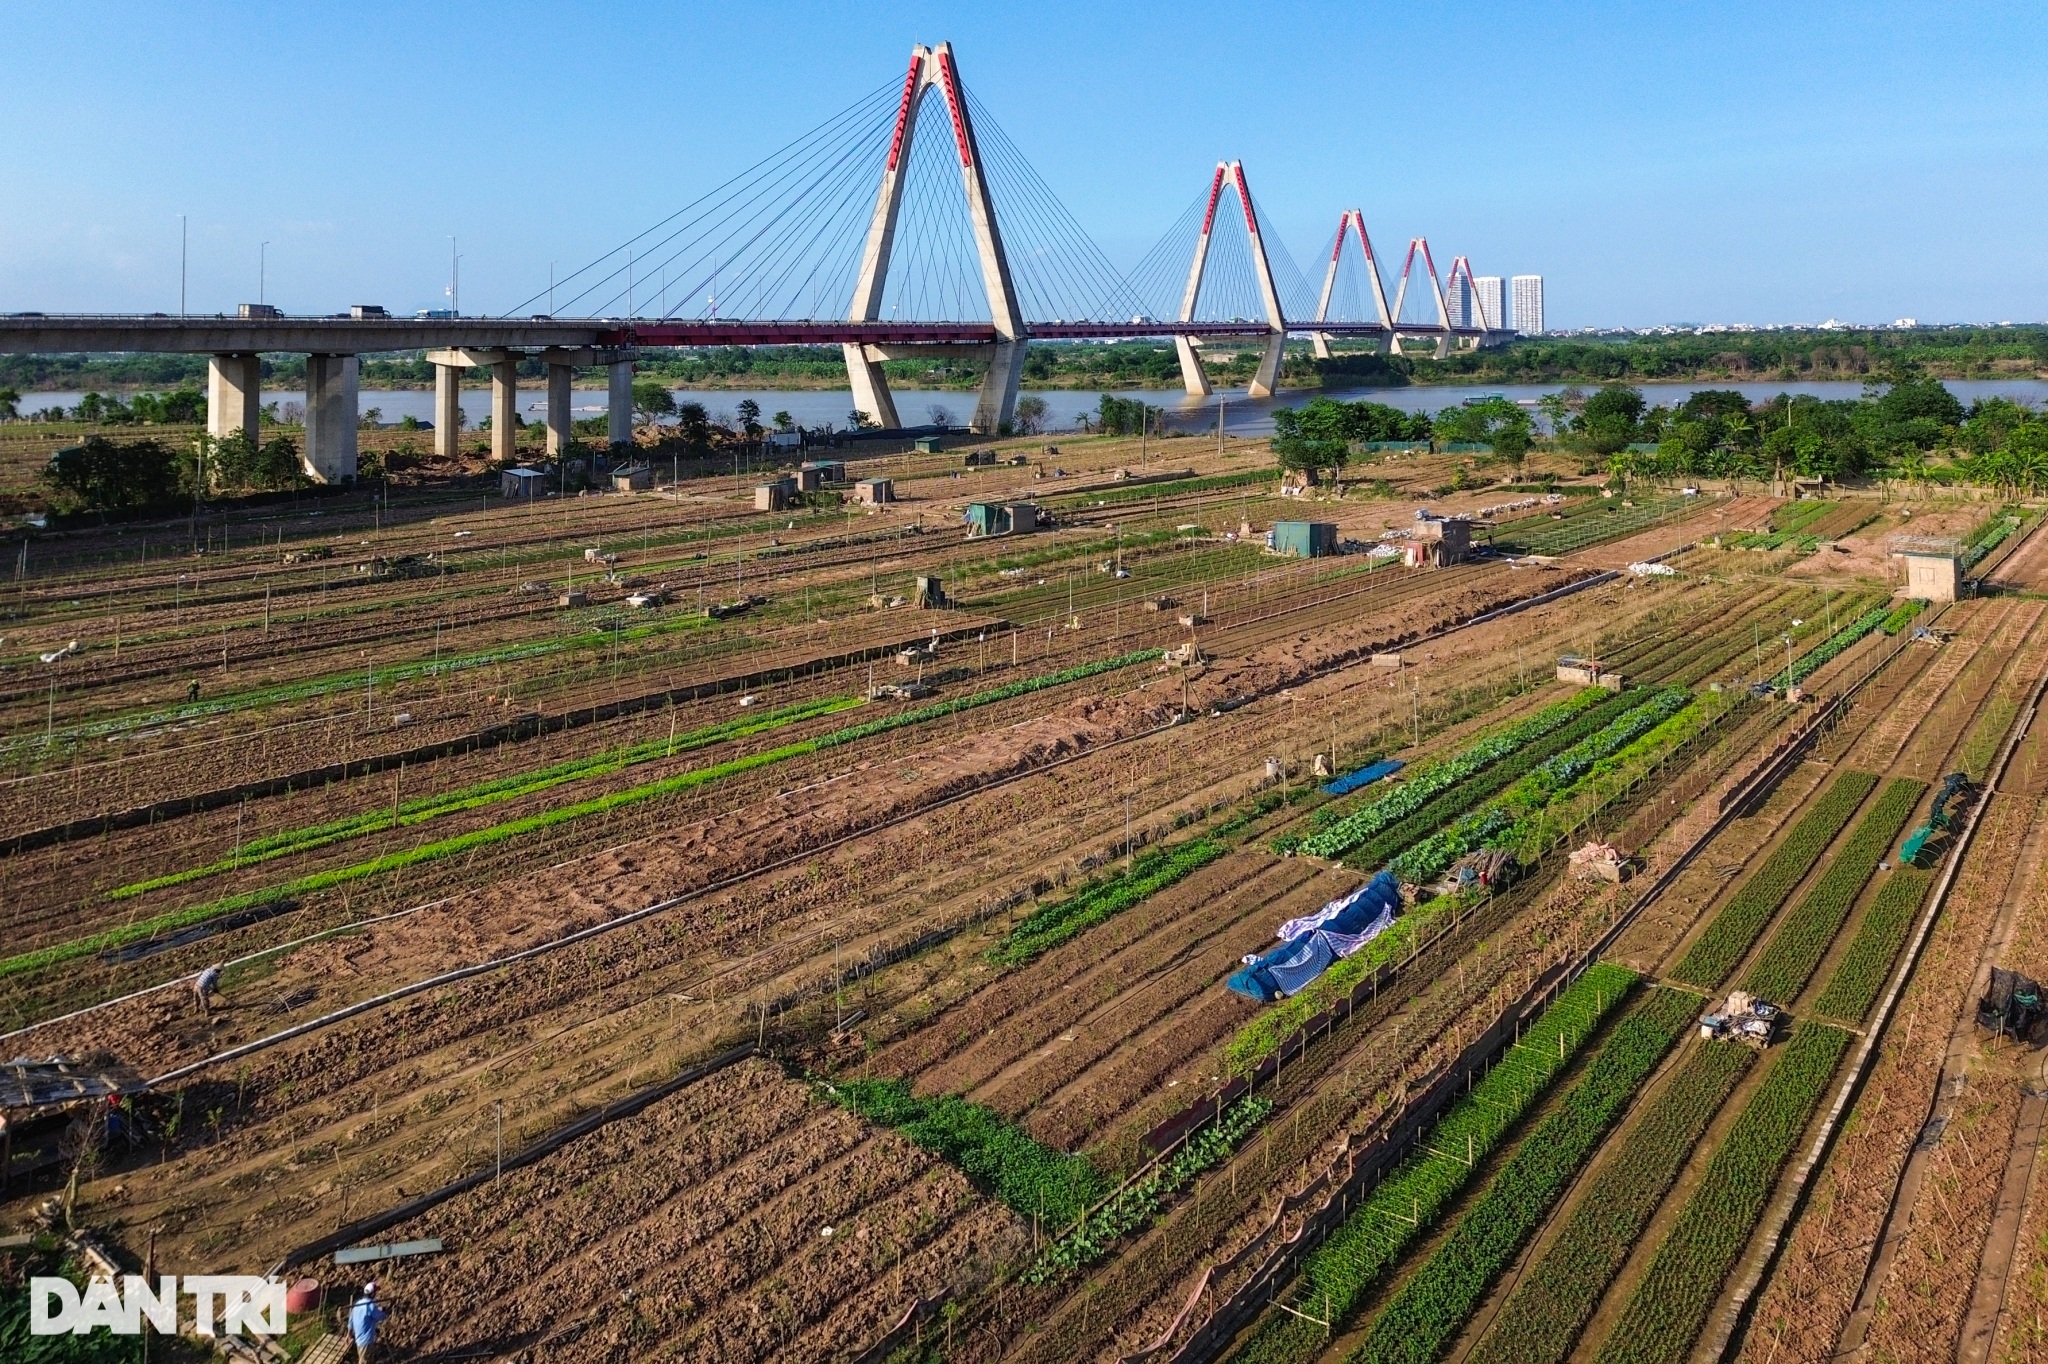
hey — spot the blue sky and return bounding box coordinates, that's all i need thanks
[3,1,2044,328]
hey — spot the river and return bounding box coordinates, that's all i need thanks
[18,378,2046,437]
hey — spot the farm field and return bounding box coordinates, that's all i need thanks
[1,432,2039,1364]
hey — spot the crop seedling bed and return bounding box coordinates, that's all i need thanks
[1226,963,1638,1364]
[1469,1039,1754,1364]
[1738,777,1925,1003]
[1670,769,1880,989]
[1346,986,1700,1364]
[1810,868,1932,1022]
[1591,1022,1853,1364]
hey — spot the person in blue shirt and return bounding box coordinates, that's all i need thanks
[347,1281,389,1362]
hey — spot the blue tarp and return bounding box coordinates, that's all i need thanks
[1321,758,1405,797]
[1226,872,1403,1003]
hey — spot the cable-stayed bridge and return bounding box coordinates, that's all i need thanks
[0,41,1515,481]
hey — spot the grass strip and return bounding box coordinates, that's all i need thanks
[1227,964,1638,1364]
[1592,1022,1853,1364]
[107,694,866,898]
[1811,869,1933,1022]
[1,650,1160,981]
[1301,689,1612,860]
[1469,1039,1753,1364]
[1347,987,1699,1364]
[1669,769,1879,989]
[1024,1095,1273,1287]
[989,837,1229,965]
[1739,778,1925,1002]
[819,1077,1107,1228]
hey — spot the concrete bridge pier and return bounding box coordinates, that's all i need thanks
[607,360,633,448]
[428,349,518,463]
[303,354,359,483]
[971,340,1026,434]
[1174,336,1213,398]
[206,353,261,445]
[1247,333,1287,398]
[432,359,463,459]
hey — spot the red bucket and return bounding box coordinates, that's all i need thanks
[285,1279,323,1315]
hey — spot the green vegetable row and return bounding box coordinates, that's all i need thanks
[1739,778,1926,1002]
[1592,1022,1852,1364]
[1227,963,1638,1364]
[1390,689,1693,885]
[1810,869,1932,1022]
[1471,1040,1753,1364]
[108,694,867,899]
[1878,599,1926,635]
[1299,689,1612,860]
[1780,607,1889,688]
[1347,987,1699,1364]
[1670,769,1879,988]
[819,1077,1107,1228]
[1335,688,1649,872]
[1024,1095,1273,1286]
[988,837,1229,965]
[1,651,1161,981]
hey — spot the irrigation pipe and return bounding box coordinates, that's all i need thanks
[1703,608,2048,1361]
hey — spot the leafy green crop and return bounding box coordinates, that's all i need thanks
[1592,1022,1851,1364]
[1739,778,1925,1002]
[1,650,1162,981]
[1878,599,1926,635]
[820,1078,1107,1228]
[1670,769,1879,988]
[1811,869,1932,1022]
[1470,1040,1753,1364]
[1227,964,1637,1364]
[1780,607,1889,688]
[1347,987,1698,1364]
[1335,690,1648,871]
[1025,1095,1273,1286]
[1299,689,1612,860]
[990,837,1229,965]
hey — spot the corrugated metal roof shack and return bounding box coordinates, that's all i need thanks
[1270,521,1338,558]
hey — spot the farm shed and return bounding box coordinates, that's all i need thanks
[501,467,548,499]
[913,435,945,453]
[611,465,653,492]
[1892,535,1961,603]
[855,477,896,505]
[754,478,796,512]
[1270,521,1338,558]
[964,502,1041,537]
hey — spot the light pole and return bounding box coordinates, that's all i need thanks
[259,241,269,305]
[179,215,187,317]
[1782,634,1794,690]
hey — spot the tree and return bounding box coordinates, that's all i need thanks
[1574,384,1646,454]
[631,380,676,427]
[675,401,711,448]
[1270,406,1349,485]
[735,398,763,437]
[1014,395,1049,435]
[772,410,794,431]
[1095,395,1161,437]
[41,435,188,515]
[0,387,17,421]
[207,430,306,492]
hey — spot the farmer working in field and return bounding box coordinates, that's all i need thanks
[193,964,223,1020]
[348,1281,389,1362]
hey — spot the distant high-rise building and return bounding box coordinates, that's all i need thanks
[1512,275,1545,334]
[1446,272,1476,328]
[1474,276,1506,331]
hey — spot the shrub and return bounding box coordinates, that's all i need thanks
[41,434,188,515]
